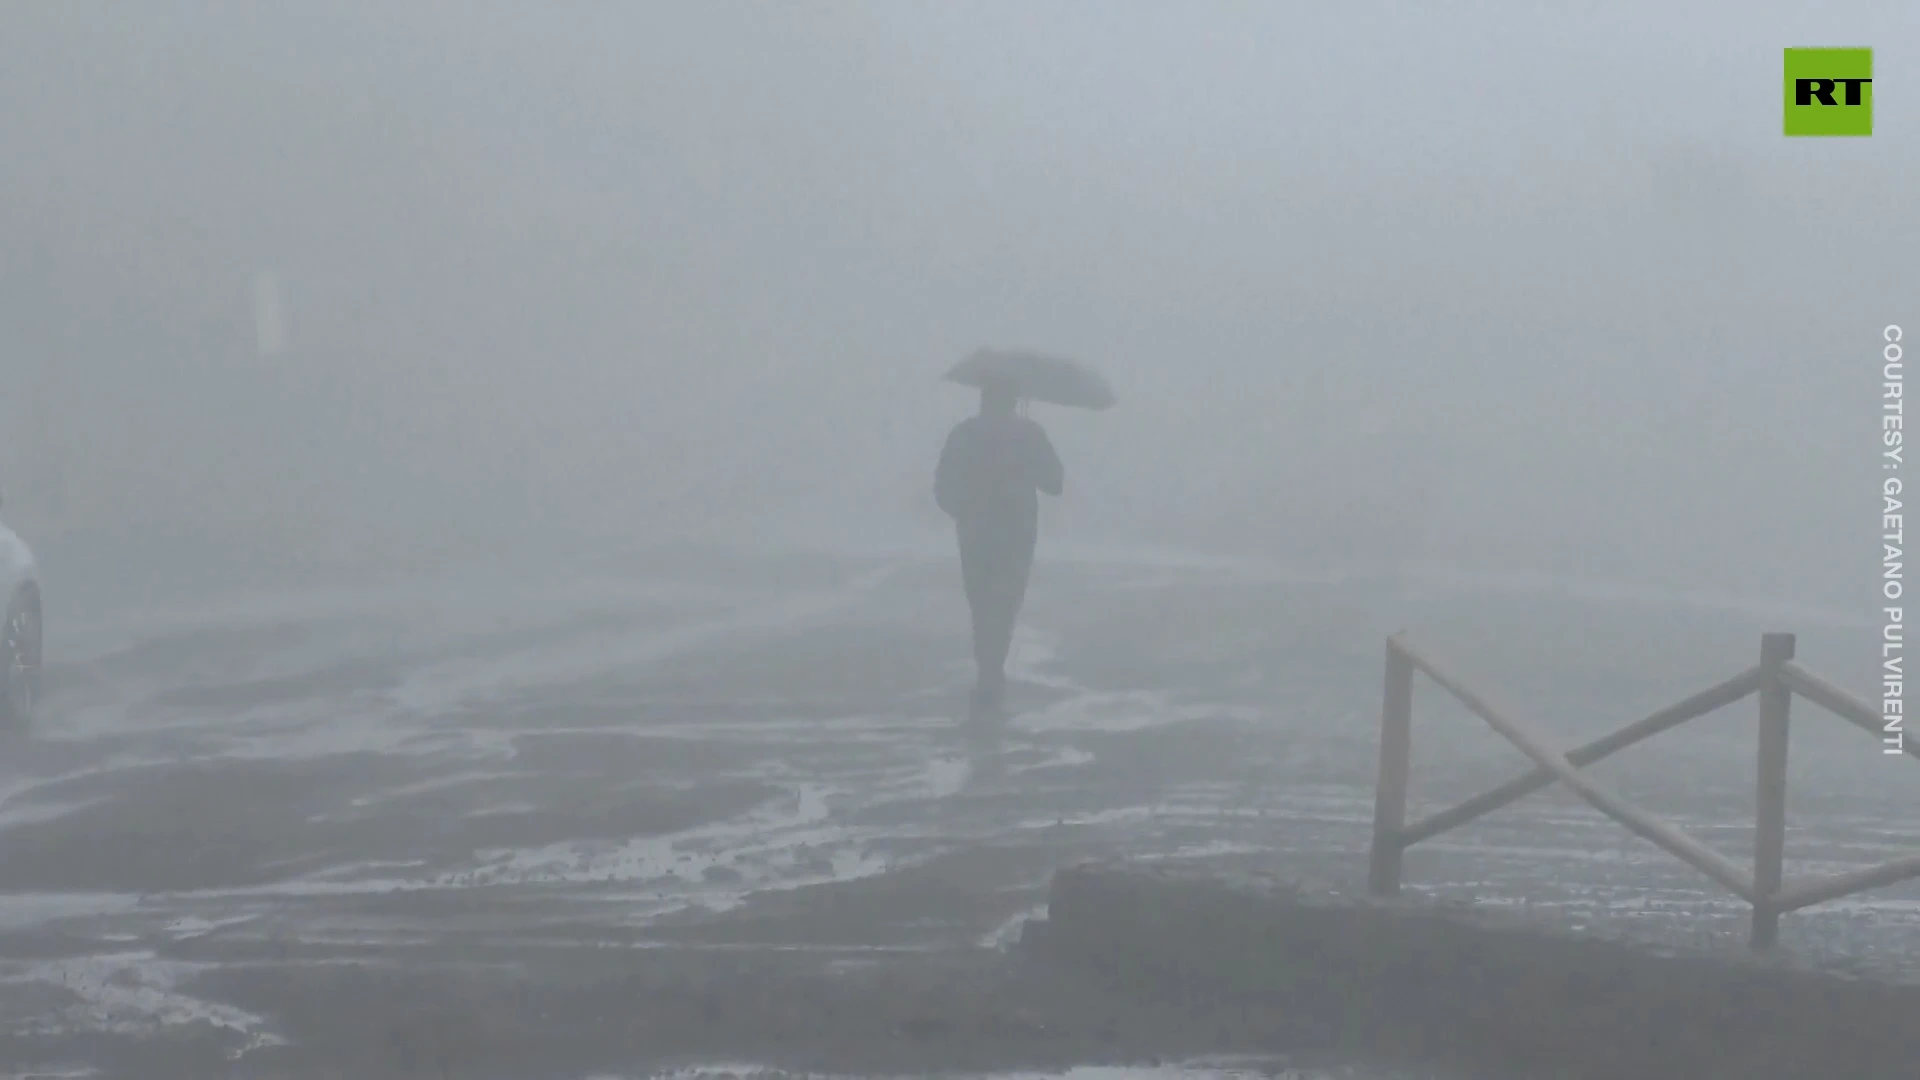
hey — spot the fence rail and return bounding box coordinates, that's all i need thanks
[1368,631,1918,949]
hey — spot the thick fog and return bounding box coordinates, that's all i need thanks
[2,1,1915,609]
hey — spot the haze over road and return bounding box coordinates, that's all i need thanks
[1,546,1912,1078]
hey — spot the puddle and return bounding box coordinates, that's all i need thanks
[162,915,259,941]
[0,894,142,933]
[631,1060,1447,1080]
[977,905,1045,950]
[874,755,972,804]
[0,951,283,1053]
[0,794,110,831]
[1013,691,1188,734]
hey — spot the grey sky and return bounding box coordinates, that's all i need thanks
[1,2,1915,607]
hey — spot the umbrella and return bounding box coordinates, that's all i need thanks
[944,348,1116,411]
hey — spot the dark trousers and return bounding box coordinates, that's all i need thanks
[958,529,1035,710]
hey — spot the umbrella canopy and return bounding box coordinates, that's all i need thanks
[944,348,1116,411]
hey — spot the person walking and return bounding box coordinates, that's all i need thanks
[934,374,1064,717]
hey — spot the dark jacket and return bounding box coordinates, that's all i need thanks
[934,414,1064,550]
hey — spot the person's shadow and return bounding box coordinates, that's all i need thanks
[961,705,1010,789]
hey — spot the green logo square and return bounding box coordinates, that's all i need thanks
[1784,47,1873,136]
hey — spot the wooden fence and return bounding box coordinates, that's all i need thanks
[1368,631,1920,948]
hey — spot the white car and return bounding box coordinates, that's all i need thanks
[0,494,41,727]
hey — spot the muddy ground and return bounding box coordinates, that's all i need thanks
[0,546,1913,1079]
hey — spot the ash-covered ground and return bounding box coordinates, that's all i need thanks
[0,545,1913,1080]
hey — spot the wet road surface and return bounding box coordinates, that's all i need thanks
[0,547,1913,1078]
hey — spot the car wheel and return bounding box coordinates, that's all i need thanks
[0,589,40,728]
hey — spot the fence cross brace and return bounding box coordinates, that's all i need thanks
[1367,631,1920,949]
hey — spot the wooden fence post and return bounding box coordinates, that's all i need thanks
[1370,637,1416,895]
[1751,632,1796,949]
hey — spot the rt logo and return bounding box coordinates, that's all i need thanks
[1784,47,1873,136]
